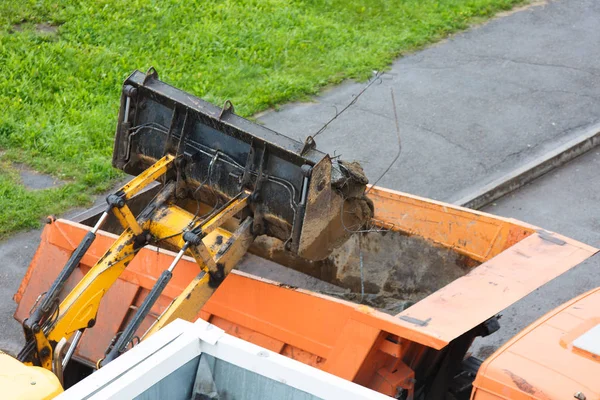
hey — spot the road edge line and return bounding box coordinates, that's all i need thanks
[453,122,600,210]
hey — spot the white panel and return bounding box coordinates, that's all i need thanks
[573,323,600,357]
[59,318,393,400]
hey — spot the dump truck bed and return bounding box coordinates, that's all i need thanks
[13,186,596,391]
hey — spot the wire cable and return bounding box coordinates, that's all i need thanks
[365,88,402,195]
[312,71,383,139]
[338,88,402,234]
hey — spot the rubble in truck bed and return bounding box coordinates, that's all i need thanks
[248,229,481,315]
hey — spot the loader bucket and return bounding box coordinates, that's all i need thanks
[111,69,373,261]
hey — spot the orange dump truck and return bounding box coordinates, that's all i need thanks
[5,70,600,400]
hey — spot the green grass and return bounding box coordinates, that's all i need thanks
[0,0,525,238]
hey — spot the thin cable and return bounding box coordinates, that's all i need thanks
[190,153,220,222]
[338,88,402,234]
[172,140,301,209]
[312,71,383,139]
[365,88,402,194]
[129,125,301,209]
[359,235,365,302]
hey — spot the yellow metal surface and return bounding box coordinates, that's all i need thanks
[119,154,174,199]
[190,193,249,236]
[187,194,249,272]
[215,217,255,277]
[1,352,63,399]
[43,228,139,368]
[149,202,203,249]
[148,193,249,274]
[113,204,143,235]
[33,330,53,371]
[144,217,255,337]
[148,202,220,270]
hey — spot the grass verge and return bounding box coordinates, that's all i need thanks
[0,0,525,238]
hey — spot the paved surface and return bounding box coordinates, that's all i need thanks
[0,231,41,355]
[472,149,600,357]
[259,0,600,201]
[15,164,65,190]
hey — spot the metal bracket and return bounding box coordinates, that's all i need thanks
[143,66,159,85]
[238,139,255,192]
[251,146,269,203]
[249,147,269,235]
[301,135,316,155]
[106,193,126,208]
[399,316,432,327]
[162,107,179,157]
[218,100,235,120]
[537,229,566,245]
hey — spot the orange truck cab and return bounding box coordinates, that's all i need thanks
[473,284,600,400]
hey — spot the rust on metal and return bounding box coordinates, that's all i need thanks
[502,369,553,400]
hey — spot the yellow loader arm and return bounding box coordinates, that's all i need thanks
[18,155,255,382]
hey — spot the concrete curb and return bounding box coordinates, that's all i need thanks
[453,122,600,210]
